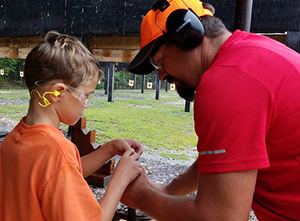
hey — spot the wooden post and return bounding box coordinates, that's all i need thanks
[234,0,253,32]
[71,117,114,187]
[133,74,136,90]
[185,100,191,112]
[154,70,160,100]
[108,62,115,102]
[141,75,145,94]
[104,63,109,95]
[128,208,136,221]
[67,125,73,137]
[165,82,168,92]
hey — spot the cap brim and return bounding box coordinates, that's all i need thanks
[127,37,163,75]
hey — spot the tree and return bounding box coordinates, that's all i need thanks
[0,58,25,87]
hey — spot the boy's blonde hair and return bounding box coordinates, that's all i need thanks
[24,31,102,90]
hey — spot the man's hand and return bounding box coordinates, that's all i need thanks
[121,169,150,209]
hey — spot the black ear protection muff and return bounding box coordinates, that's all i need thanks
[153,0,205,51]
[166,9,204,50]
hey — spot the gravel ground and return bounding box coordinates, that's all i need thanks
[0,117,258,220]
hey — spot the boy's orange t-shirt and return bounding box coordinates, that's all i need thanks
[0,118,103,221]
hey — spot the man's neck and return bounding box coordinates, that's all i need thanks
[200,30,232,73]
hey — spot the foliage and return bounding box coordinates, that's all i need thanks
[0,58,25,88]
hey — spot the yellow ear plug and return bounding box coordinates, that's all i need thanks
[31,90,61,107]
[53,90,61,97]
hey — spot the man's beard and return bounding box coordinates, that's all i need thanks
[165,76,196,101]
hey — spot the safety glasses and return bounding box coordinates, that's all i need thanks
[66,86,89,108]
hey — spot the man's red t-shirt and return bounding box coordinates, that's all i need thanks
[195,30,300,220]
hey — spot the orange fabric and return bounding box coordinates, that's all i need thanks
[0,118,103,221]
[140,0,213,48]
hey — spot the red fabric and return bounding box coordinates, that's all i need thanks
[0,118,103,221]
[195,30,300,220]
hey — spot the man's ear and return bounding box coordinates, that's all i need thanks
[49,83,66,103]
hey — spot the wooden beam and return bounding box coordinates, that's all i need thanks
[88,36,140,49]
[91,48,139,63]
[0,36,141,62]
[0,47,35,59]
[0,47,18,58]
[88,36,140,63]
[0,36,42,47]
[18,48,33,59]
[0,36,42,59]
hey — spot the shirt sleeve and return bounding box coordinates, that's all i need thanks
[195,67,275,173]
[40,163,103,221]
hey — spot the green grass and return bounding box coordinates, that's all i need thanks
[0,89,198,161]
[160,152,192,161]
[0,89,29,120]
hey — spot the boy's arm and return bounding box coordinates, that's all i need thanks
[80,144,112,178]
[99,149,142,221]
[98,174,128,221]
[81,139,143,178]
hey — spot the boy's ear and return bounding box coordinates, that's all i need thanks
[50,83,66,103]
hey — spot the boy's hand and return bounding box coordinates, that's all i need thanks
[113,149,143,186]
[104,139,143,158]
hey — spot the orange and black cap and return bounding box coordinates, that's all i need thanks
[127,35,166,75]
[127,0,213,75]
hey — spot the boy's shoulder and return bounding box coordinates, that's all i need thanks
[31,125,80,164]
[6,119,79,165]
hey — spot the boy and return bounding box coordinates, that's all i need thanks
[0,31,143,221]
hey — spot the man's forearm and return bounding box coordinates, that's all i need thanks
[166,159,198,196]
[124,167,257,221]
[139,187,200,221]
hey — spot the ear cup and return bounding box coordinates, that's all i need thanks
[166,9,204,50]
[53,90,61,97]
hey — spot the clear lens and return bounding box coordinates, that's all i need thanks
[149,56,162,69]
[67,86,89,108]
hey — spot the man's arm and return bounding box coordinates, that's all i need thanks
[122,169,257,220]
[150,159,198,196]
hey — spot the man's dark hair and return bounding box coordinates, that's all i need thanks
[201,3,227,38]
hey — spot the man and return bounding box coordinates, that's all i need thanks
[122,0,300,220]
